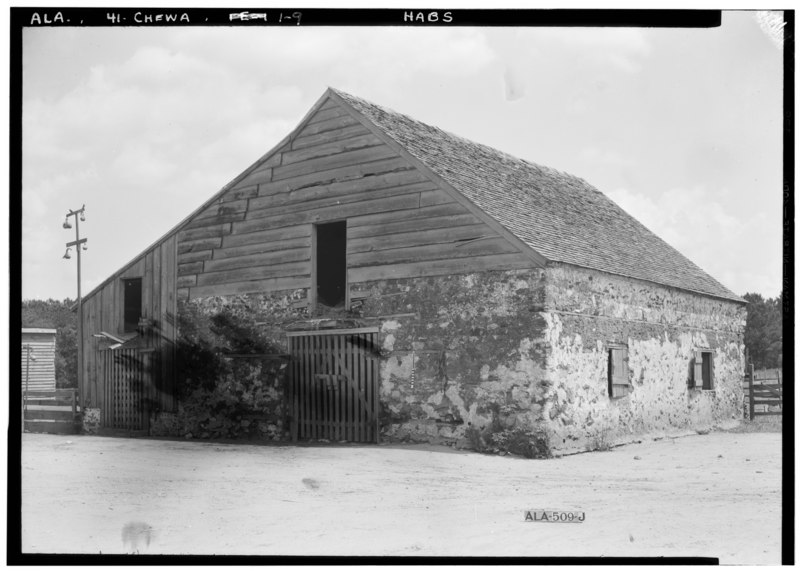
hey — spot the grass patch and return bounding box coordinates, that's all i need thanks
[586,420,617,452]
[721,420,782,433]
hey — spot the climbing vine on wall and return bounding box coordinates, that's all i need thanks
[165,302,289,440]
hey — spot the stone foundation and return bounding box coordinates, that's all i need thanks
[81,407,101,435]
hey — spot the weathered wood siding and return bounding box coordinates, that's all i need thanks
[78,96,535,409]
[80,234,177,410]
[21,330,57,391]
[176,99,533,300]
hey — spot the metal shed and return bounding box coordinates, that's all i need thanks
[21,328,57,392]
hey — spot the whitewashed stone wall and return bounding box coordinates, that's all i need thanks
[541,263,746,454]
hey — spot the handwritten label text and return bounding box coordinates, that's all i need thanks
[404,11,453,23]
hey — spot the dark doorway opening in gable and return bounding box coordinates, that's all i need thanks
[315,221,347,308]
[123,278,142,333]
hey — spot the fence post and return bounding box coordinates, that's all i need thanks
[144,351,151,435]
[748,363,755,421]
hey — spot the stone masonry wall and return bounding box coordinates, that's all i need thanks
[542,263,747,454]
[352,269,548,445]
[180,269,550,447]
[177,264,745,455]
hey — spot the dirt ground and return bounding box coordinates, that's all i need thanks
[20,430,782,563]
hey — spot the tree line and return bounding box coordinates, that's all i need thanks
[21,291,783,388]
[742,292,783,370]
[22,299,77,388]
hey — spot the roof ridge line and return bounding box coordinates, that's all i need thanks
[331,88,598,191]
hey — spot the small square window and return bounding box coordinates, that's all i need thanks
[607,344,630,398]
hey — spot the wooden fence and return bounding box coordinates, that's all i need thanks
[22,388,80,434]
[102,348,158,432]
[744,365,782,420]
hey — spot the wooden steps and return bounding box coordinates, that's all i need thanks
[22,389,81,435]
[24,419,79,435]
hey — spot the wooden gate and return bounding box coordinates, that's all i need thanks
[102,348,157,432]
[745,365,783,420]
[288,328,380,443]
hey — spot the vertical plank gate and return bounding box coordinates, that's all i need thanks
[745,364,783,420]
[102,348,156,432]
[288,328,380,444]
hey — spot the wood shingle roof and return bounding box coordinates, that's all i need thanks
[331,88,743,303]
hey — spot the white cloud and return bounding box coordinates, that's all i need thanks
[579,147,634,168]
[116,46,215,87]
[166,27,495,85]
[537,27,650,54]
[21,27,498,299]
[496,27,651,77]
[606,186,782,297]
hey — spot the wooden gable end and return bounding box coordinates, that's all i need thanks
[175,96,534,300]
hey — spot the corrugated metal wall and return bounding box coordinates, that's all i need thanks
[21,330,57,391]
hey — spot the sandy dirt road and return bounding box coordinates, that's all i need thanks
[20,431,781,562]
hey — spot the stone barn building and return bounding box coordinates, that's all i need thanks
[79,88,746,453]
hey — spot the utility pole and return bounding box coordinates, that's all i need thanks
[63,205,87,406]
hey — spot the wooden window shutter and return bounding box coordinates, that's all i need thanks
[613,348,629,385]
[693,350,703,389]
[608,349,615,379]
[608,345,630,398]
[709,352,714,389]
[622,347,630,385]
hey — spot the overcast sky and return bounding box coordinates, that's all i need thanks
[20,11,784,301]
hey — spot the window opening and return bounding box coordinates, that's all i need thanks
[693,350,714,390]
[315,221,347,308]
[123,278,142,333]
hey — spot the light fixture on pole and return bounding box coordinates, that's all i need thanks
[63,204,87,406]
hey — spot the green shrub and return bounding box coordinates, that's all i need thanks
[173,303,288,440]
[465,425,487,452]
[586,421,616,452]
[498,427,552,458]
